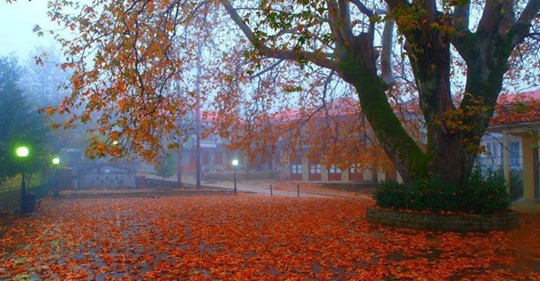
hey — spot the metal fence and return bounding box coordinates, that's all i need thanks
[475,156,524,201]
[0,182,50,214]
[0,188,21,214]
[476,155,523,171]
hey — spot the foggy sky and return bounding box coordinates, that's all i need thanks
[0,1,57,58]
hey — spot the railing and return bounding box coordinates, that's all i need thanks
[0,183,50,214]
[136,177,180,188]
[0,188,21,214]
[476,155,522,171]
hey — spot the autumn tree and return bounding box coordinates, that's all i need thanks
[0,56,52,183]
[43,0,539,190]
[221,0,540,186]
[20,48,70,109]
[17,47,90,153]
[210,44,393,174]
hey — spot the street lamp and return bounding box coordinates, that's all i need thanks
[232,159,238,194]
[52,157,60,198]
[16,146,29,214]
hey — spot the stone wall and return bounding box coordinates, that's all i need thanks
[366,208,519,232]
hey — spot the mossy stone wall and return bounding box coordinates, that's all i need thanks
[366,208,519,232]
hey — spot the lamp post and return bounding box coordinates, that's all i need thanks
[232,159,238,194]
[16,146,29,214]
[52,157,60,198]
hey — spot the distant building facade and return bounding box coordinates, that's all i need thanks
[179,100,399,183]
[78,163,136,189]
[59,149,137,190]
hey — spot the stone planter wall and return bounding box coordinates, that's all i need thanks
[366,207,519,232]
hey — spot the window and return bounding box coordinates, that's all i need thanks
[350,164,362,174]
[329,166,341,174]
[291,164,302,174]
[509,141,520,167]
[486,142,500,157]
[310,164,321,174]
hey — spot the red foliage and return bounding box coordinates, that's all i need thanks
[0,196,539,280]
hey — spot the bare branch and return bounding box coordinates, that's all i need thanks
[454,0,471,34]
[506,0,540,47]
[349,0,374,17]
[220,0,337,71]
[250,59,285,79]
[518,0,540,26]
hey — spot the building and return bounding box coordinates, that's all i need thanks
[483,90,540,201]
[59,149,137,190]
[78,163,136,189]
[179,98,401,183]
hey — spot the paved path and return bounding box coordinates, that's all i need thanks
[512,199,540,213]
[148,175,370,199]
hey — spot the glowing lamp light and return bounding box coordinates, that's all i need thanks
[16,146,29,158]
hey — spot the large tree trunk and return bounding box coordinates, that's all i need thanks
[221,0,539,187]
[403,22,476,184]
[336,34,428,185]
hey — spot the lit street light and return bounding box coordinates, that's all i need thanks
[232,159,238,194]
[52,157,60,198]
[16,146,29,215]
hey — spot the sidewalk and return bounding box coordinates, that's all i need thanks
[512,199,540,213]
[142,173,371,198]
[177,176,371,199]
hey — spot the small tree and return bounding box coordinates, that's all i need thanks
[155,153,175,180]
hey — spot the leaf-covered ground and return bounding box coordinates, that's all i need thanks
[1,195,539,280]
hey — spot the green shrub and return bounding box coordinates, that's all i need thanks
[374,167,511,215]
[373,180,408,210]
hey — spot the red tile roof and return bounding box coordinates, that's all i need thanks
[491,90,540,125]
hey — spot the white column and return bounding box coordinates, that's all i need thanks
[522,135,536,200]
[321,165,329,181]
[342,168,350,181]
[302,156,309,181]
[377,170,386,182]
[503,132,510,190]
[363,168,373,182]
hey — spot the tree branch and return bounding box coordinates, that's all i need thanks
[477,0,504,35]
[250,59,284,79]
[518,0,540,26]
[385,0,410,13]
[220,0,337,71]
[453,0,470,34]
[506,0,540,48]
[349,0,374,17]
[274,18,326,38]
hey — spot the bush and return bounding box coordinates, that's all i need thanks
[373,180,409,210]
[374,167,511,215]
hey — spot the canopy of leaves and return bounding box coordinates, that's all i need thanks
[40,0,398,168]
[41,0,539,184]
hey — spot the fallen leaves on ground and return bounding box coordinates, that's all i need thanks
[0,195,539,280]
